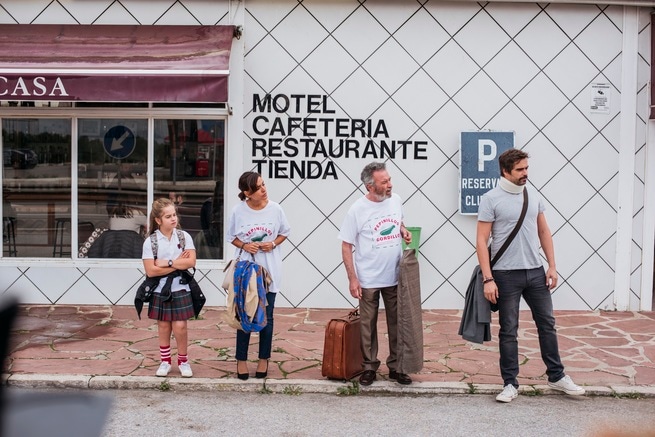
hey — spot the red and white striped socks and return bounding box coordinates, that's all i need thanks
[160,345,171,364]
[160,346,188,366]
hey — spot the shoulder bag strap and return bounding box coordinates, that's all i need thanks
[150,233,158,260]
[490,188,528,268]
[176,229,185,250]
[151,230,184,260]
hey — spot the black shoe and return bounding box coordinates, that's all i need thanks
[237,362,249,380]
[359,370,376,386]
[255,360,269,379]
[389,370,412,385]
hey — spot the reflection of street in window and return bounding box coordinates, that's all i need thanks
[3,149,38,169]
[1,116,225,259]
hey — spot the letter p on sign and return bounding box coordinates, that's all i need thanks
[478,139,496,171]
[460,131,514,215]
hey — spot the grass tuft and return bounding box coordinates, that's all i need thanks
[337,381,361,396]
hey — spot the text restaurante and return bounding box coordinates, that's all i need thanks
[250,94,428,180]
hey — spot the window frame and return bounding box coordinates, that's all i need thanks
[0,105,230,266]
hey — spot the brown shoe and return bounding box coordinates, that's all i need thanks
[359,370,376,386]
[389,370,412,385]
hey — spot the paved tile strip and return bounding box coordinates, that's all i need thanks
[4,305,655,396]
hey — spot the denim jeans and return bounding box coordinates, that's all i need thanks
[495,268,564,388]
[235,292,276,361]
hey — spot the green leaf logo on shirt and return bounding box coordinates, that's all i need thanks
[251,233,267,242]
[379,224,395,236]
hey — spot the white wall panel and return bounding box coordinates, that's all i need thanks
[0,0,651,310]
[246,1,648,309]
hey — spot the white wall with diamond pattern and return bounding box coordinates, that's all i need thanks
[0,0,653,311]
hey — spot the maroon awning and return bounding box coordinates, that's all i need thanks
[0,24,235,103]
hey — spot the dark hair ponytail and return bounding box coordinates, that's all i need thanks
[237,171,261,200]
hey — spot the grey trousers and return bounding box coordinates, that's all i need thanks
[359,285,398,372]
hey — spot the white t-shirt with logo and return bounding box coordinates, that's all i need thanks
[226,200,291,293]
[338,193,404,288]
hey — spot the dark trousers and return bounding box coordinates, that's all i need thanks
[359,285,398,372]
[495,268,565,388]
[235,292,276,361]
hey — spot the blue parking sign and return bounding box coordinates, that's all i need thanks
[459,131,514,215]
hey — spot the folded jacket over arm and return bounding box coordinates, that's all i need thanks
[458,265,492,344]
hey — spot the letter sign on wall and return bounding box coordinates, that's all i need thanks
[459,131,514,215]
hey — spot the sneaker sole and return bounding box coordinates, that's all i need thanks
[548,384,585,396]
[495,395,517,403]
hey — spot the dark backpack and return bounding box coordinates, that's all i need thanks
[149,229,185,259]
[134,229,206,319]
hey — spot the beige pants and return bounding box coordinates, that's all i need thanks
[359,285,398,372]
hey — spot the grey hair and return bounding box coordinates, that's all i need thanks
[360,162,386,187]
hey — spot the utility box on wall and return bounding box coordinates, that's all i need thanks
[459,131,514,215]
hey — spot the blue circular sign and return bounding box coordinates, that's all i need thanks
[103,125,136,159]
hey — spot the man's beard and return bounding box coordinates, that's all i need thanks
[371,190,391,201]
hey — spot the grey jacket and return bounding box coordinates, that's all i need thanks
[458,265,492,344]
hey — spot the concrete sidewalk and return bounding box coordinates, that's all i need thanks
[4,305,655,397]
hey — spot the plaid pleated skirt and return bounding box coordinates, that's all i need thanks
[148,289,195,321]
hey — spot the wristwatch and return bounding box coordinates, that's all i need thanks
[168,259,173,267]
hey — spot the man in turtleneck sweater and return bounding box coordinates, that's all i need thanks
[476,148,585,403]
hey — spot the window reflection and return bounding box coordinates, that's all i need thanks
[1,116,226,260]
[77,119,147,259]
[154,119,224,259]
[2,118,71,257]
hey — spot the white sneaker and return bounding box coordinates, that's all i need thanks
[179,362,193,378]
[496,384,519,403]
[548,375,585,395]
[156,361,171,377]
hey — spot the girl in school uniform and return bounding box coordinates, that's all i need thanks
[142,197,197,377]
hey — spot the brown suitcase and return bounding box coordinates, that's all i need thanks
[321,309,364,380]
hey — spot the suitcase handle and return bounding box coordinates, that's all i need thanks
[347,308,359,319]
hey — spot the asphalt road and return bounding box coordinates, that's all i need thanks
[4,388,655,437]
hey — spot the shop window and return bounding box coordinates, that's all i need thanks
[1,114,226,260]
[77,118,148,259]
[153,119,224,259]
[2,118,71,258]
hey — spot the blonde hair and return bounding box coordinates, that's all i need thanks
[148,198,178,235]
